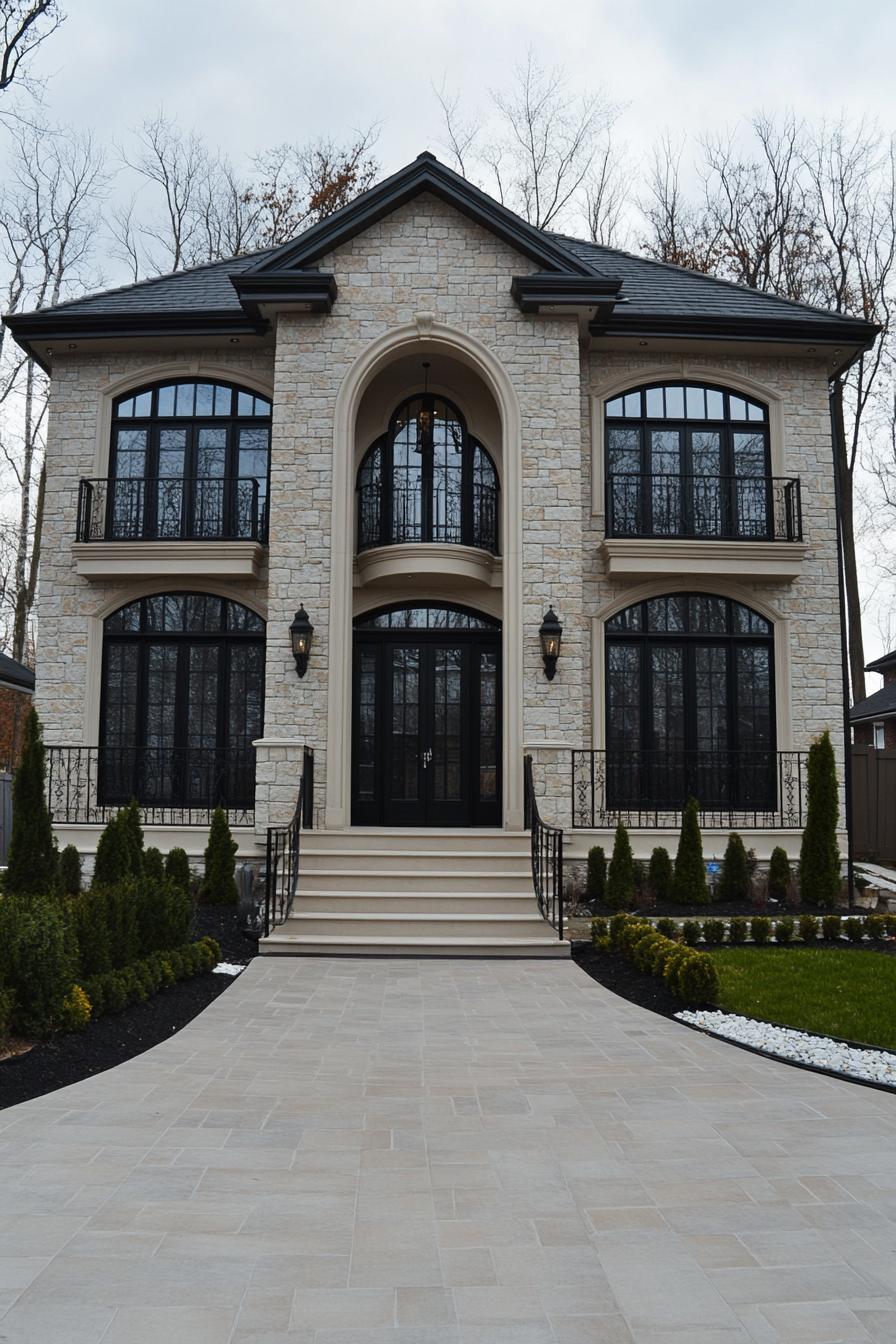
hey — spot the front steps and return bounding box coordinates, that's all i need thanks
[260,828,569,958]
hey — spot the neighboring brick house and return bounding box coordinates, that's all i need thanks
[0,651,34,771]
[851,650,896,749]
[2,154,880,953]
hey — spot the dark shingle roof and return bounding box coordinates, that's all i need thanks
[866,648,896,675]
[552,235,874,330]
[851,684,896,722]
[0,652,34,693]
[40,249,276,319]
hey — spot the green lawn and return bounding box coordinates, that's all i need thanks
[708,947,896,1051]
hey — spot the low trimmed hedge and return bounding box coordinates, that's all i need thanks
[594,912,896,948]
[82,937,220,1019]
[605,913,720,1007]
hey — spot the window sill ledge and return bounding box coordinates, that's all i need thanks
[72,540,266,580]
[355,542,502,591]
[600,537,808,582]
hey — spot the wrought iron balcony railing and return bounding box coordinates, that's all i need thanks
[45,744,255,826]
[357,478,499,554]
[605,474,802,542]
[76,477,268,544]
[571,748,807,829]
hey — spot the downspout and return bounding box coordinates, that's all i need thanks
[829,377,854,908]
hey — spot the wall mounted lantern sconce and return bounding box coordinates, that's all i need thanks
[290,605,314,677]
[539,606,562,681]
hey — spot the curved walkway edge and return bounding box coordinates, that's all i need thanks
[1,957,895,1343]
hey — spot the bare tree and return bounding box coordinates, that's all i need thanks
[0,121,105,659]
[641,114,896,702]
[437,52,620,232]
[0,0,63,94]
[583,136,631,248]
[114,115,381,276]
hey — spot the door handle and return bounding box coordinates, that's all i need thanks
[422,748,433,769]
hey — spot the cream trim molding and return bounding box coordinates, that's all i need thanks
[73,540,266,580]
[326,319,524,830]
[355,542,502,591]
[590,577,793,753]
[600,538,808,582]
[590,362,787,518]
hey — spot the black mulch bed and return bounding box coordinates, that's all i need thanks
[0,905,256,1113]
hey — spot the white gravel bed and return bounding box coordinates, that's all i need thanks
[676,1009,896,1088]
[212,961,246,976]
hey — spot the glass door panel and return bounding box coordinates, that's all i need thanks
[650,429,682,534]
[156,428,187,538]
[186,643,220,804]
[387,645,423,821]
[689,429,722,536]
[649,644,685,804]
[194,427,227,537]
[427,645,465,822]
[733,430,770,538]
[111,427,148,538]
[478,650,498,805]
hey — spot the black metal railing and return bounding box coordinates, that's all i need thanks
[45,744,255,826]
[606,474,802,542]
[76,476,268,544]
[571,749,807,829]
[524,754,564,939]
[264,746,314,937]
[357,479,499,554]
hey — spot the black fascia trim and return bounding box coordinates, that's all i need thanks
[589,311,881,348]
[511,272,623,313]
[243,156,595,278]
[230,271,337,321]
[3,310,269,371]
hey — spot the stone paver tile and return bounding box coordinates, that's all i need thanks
[757,1299,876,1341]
[396,1286,457,1326]
[549,1314,635,1343]
[289,1288,395,1330]
[0,1302,116,1343]
[100,1305,238,1343]
[438,1248,496,1287]
[452,1284,547,1323]
[708,1262,878,1306]
[682,1234,760,1269]
[598,1233,745,1331]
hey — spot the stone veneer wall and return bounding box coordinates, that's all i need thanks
[257,193,584,829]
[36,348,274,750]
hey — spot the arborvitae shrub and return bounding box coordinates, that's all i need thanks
[165,847,192,895]
[135,876,192,955]
[844,917,865,943]
[648,846,674,904]
[4,708,57,896]
[799,731,841,909]
[673,797,708,905]
[799,914,819,943]
[729,916,748,945]
[774,916,795,945]
[701,918,726,946]
[143,847,165,883]
[200,809,239,905]
[0,893,75,1036]
[58,845,82,896]
[119,800,145,875]
[718,833,750,904]
[681,919,701,946]
[751,915,772,945]
[822,914,842,941]
[865,914,886,942]
[655,916,676,938]
[92,815,132,888]
[585,847,606,904]
[605,823,635,911]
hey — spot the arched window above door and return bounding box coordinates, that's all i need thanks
[357,395,499,555]
[604,381,802,543]
[85,378,272,544]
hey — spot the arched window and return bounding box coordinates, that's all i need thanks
[104,379,271,542]
[603,381,795,541]
[100,593,264,809]
[357,395,499,554]
[605,592,775,809]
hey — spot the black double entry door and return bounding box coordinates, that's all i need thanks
[351,604,502,827]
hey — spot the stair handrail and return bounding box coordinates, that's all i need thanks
[523,754,564,940]
[263,746,314,938]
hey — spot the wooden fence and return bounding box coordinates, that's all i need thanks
[851,746,896,861]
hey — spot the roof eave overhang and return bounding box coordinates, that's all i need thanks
[510,272,622,318]
[229,271,338,322]
[3,310,269,373]
[850,708,896,724]
[589,312,881,376]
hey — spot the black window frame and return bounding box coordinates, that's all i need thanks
[356,394,500,554]
[604,381,775,540]
[107,379,272,542]
[99,592,265,810]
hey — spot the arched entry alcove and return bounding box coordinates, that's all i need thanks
[325,321,523,829]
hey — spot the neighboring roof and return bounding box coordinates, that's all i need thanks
[851,683,896,723]
[0,652,34,694]
[865,648,896,675]
[2,151,881,366]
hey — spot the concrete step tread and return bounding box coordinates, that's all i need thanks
[287,889,535,899]
[263,934,567,946]
[287,911,547,923]
[301,867,531,877]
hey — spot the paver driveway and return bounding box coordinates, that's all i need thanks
[1,957,895,1344]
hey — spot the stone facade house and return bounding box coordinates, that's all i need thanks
[4,154,879,953]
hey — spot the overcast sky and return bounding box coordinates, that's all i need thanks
[20,0,896,667]
[28,0,896,185]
